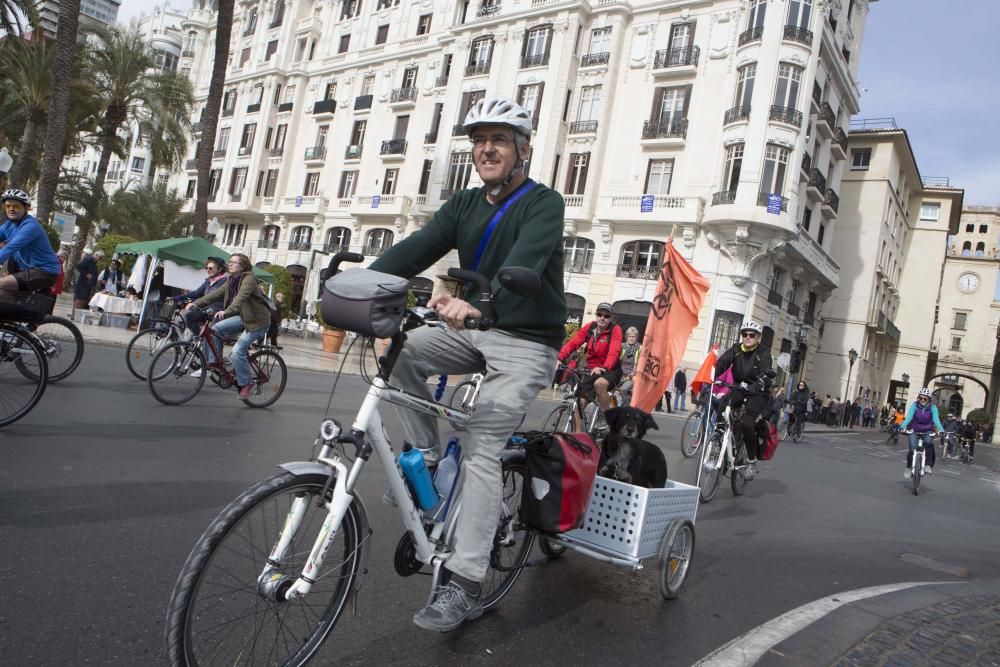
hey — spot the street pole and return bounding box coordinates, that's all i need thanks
[844,348,858,402]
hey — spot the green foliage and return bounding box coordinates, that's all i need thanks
[259,264,293,320]
[564,321,580,344]
[94,233,137,272]
[42,224,61,251]
[100,182,187,240]
[965,408,989,426]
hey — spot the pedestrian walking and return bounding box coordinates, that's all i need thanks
[673,367,687,411]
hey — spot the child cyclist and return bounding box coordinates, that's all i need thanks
[899,387,943,479]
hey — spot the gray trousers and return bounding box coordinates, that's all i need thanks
[390,325,556,582]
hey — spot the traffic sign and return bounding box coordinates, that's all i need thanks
[372,195,381,208]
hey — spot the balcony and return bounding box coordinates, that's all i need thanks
[783,25,813,46]
[246,102,261,114]
[452,123,466,137]
[380,138,407,156]
[354,95,373,111]
[288,240,312,252]
[737,25,764,46]
[599,194,702,225]
[269,147,284,158]
[312,98,337,115]
[476,2,501,19]
[363,245,390,257]
[831,127,848,160]
[563,195,583,208]
[617,264,660,281]
[769,105,803,127]
[874,312,901,344]
[822,188,840,217]
[304,146,326,161]
[787,302,801,317]
[213,149,227,158]
[434,75,449,87]
[465,62,491,77]
[351,194,412,216]
[812,82,822,108]
[806,169,827,202]
[278,196,327,214]
[185,159,197,171]
[568,120,598,134]
[711,190,737,206]
[277,102,294,113]
[800,152,811,177]
[257,238,279,249]
[757,191,789,212]
[344,145,362,160]
[652,46,700,72]
[816,102,836,138]
[520,53,548,68]
[724,105,751,124]
[390,86,417,104]
[221,107,235,118]
[564,257,592,274]
[323,243,350,255]
[580,52,610,67]
[424,131,438,144]
[237,146,251,156]
[804,311,815,326]
[439,188,457,201]
[767,288,783,307]
[181,49,195,58]
[641,119,688,141]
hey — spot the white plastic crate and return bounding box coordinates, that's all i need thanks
[563,476,699,560]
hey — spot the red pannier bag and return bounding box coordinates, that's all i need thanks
[759,421,781,461]
[520,432,600,533]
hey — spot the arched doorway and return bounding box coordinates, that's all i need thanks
[612,300,652,341]
[947,392,964,417]
[287,264,306,315]
[566,293,586,325]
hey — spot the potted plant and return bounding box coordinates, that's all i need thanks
[315,303,346,354]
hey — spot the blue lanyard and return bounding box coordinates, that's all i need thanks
[470,179,536,271]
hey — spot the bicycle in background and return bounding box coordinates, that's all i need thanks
[125,301,188,380]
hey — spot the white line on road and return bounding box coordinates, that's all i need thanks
[939,468,960,476]
[692,581,955,667]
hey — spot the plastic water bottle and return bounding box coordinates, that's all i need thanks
[426,438,462,522]
[399,443,438,511]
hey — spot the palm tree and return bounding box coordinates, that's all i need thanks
[101,182,189,240]
[136,74,194,179]
[192,0,235,237]
[0,0,36,36]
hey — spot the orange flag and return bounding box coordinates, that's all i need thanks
[690,345,719,396]
[631,240,711,413]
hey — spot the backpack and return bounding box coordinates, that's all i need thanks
[257,287,279,316]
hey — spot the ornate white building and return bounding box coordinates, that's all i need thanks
[164,0,874,383]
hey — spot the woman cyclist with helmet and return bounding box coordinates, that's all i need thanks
[0,190,61,293]
[714,320,773,479]
[899,387,943,479]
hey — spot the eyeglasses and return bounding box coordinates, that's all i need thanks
[205,266,216,270]
[471,133,513,148]
[595,313,611,319]
[741,332,758,338]
[917,396,930,402]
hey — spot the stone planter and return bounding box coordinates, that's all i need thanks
[322,329,345,354]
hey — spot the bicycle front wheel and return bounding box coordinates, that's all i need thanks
[164,472,365,667]
[482,456,535,610]
[542,404,573,433]
[148,342,206,405]
[24,316,84,382]
[699,435,723,503]
[126,326,178,380]
[448,380,479,431]
[241,349,287,408]
[791,419,804,442]
[0,325,48,427]
[912,454,922,495]
[681,412,704,458]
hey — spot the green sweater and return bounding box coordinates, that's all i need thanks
[371,181,567,349]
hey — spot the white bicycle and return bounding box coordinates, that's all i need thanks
[164,256,543,666]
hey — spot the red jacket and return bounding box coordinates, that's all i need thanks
[559,321,622,370]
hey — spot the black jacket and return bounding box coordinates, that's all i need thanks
[715,342,773,386]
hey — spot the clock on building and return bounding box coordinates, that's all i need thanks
[958,273,980,292]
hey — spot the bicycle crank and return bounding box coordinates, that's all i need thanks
[393,531,425,577]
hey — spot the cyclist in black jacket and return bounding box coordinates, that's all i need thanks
[715,320,773,478]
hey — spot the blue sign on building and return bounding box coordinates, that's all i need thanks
[640,194,655,213]
[766,194,782,215]
[372,195,381,209]
[295,195,303,207]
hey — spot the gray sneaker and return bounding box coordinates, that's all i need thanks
[413,579,483,632]
[743,460,758,480]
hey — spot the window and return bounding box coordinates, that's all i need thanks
[325,227,351,253]
[215,127,230,151]
[980,224,989,234]
[787,0,812,29]
[818,220,827,245]
[588,26,611,54]
[361,75,375,96]
[445,151,474,194]
[961,241,972,256]
[250,84,264,107]
[303,172,320,196]
[919,202,940,221]
[239,47,251,67]
[375,24,389,45]
[562,89,572,121]
[260,224,280,247]
[748,0,767,29]
[269,0,283,27]
[650,85,690,129]
[577,85,601,122]
[802,205,813,231]
[773,63,803,109]
[377,0,399,8]
[239,123,256,152]
[761,144,790,196]
[564,152,590,195]
[254,170,265,196]
[851,148,871,170]
[222,90,237,113]
[273,124,287,151]
[265,40,278,60]
[516,83,544,128]
[341,0,360,20]
[185,179,196,198]
[563,237,595,274]
[244,7,258,34]
[417,13,432,35]
[644,159,674,195]
[965,223,974,233]
[710,310,743,349]
[338,170,358,198]
[734,63,756,107]
[338,34,351,53]
[521,25,552,67]
[130,156,145,172]
[382,168,399,195]
[976,242,986,257]
[668,22,694,50]
[208,169,222,196]
[618,241,664,280]
[293,37,308,62]
[272,84,282,105]
[350,119,367,148]
[263,169,279,197]
[722,143,744,193]
[950,336,962,352]
[401,66,418,89]
[458,90,485,124]
[468,36,494,69]
[364,228,394,256]
[418,159,433,195]
[223,223,246,246]
[392,115,409,140]
[953,312,967,330]
[323,82,337,101]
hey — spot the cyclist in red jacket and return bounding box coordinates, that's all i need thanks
[558,302,623,430]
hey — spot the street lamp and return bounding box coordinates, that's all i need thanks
[207,216,220,242]
[0,147,13,186]
[845,348,858,401]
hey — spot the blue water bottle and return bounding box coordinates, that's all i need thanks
[426,438,462,522]
[399,443,438,511]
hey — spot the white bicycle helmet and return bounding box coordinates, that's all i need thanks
[463,96,534,139]
[739,320,763,335]
[917,387,933,398]
[2,188,31,207]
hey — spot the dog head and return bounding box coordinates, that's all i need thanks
[606,406,658,440]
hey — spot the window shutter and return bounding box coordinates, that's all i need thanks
[650,87,665,122]
[682,85,693,118]
[536,82,545,121]
[564,153,577,192]
[579,152,591,195]
[543,26,553,60]
[643,160,653,193]
[520,29,529,60]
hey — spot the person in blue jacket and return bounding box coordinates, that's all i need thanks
[0,189,61,292]
[172,256,227,335]
[899,387,944,479]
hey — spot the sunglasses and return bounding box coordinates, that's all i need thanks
[917,396,929,401]
[595,313,611,319]
[741,332,758,338]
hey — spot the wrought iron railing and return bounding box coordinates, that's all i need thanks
[424,131,438,144]
[269,147,284,157]
[801,152,811,173]
[344,145,362,159]
[757,191,789,212]
[616,263,660,280]
[641,119,688,139]
[783,25,813,46]
[465,62,491,76]
[823,188,840,213]
[580,52,610,67]
[354,95,373,111]
[767,288,783,307]
[452,123,466,137]
[520,53,548,68]
[787,302,801,317]
[724,105,751,124]
[277,102,293,112]
[380,138,407,155]
[737,25,765,46]
[711,190,737,206]
[390,86,417,103]
[769,105,803,126]
[833,127,848,154]
[246,102,261,113]
[434,75,449,87]
[817,102,836,127]
[213,149,227,158]
[312,99,336,114]
[288,240,312,251]
[564,257,592,274]
[653,45,700,69]
[808,169,827,194]
[568,120,598,134]
[257,239,279,249]
[304,146,326,160]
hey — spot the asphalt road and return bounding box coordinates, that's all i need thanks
[2,344,999,666]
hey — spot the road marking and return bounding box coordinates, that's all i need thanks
[939,468,960,476]
[692,581,954,667]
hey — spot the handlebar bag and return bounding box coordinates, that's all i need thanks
[520,432,600,534]
[321,268,409,338]
[0,291,55,323]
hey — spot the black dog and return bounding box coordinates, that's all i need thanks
[599,407,668,488]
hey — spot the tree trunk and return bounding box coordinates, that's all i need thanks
[9,112,41,189]
[192,0,234,237]
[35,0,81,271]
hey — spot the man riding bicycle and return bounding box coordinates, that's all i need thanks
[900,387,943,479]
[557,302,623,429]
[173,256,227,336]
[369,96,566,632]
[940,412,959,457]
[0,189,61,294]
[714,320,773,479]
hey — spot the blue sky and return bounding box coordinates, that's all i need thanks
[118,0,999,204]
[856,0,1000,205]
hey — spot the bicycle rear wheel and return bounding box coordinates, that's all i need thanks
[731,440,749,496]
[126,325,178,380]
[481,456,535,610]
[912,453,922,495]
[148,342,206,405]
[681,412,704,458]
[791,418,804,442]
[241,349,287,408]
[23,316,84,382]
[0,325,48,427]
[699,434,723,503]
[164,472,365,667]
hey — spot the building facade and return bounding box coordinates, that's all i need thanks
[36,0,121,39]
[164,0,876,383]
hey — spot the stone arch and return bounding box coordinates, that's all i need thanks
[924,372,990,409]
